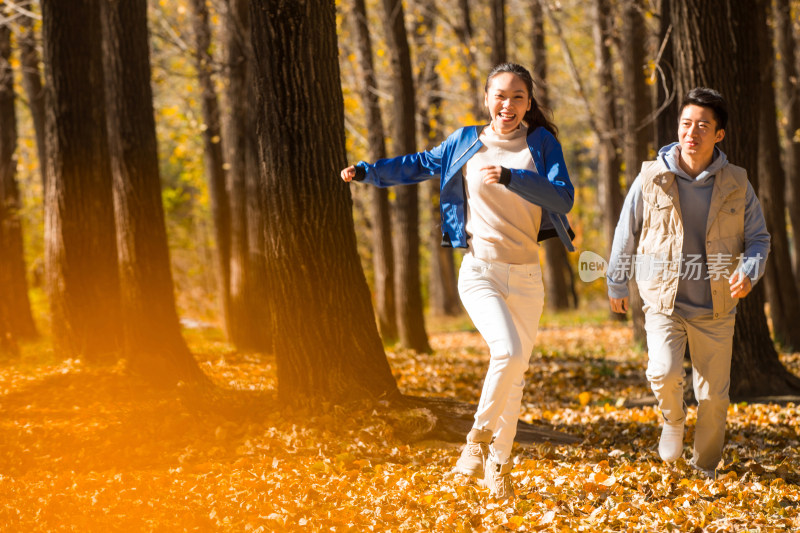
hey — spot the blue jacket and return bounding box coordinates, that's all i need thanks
[354,125,575,251]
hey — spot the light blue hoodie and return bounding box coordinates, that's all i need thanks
[606,143,770,318]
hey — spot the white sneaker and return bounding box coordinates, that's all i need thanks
[658,421,685,462]
[480,457,515,501]
[454,428,493,477]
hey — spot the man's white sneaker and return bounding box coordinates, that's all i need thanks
[453,428,493,477]
[658,421,685,462]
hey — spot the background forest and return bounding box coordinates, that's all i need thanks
[2,0,800,531]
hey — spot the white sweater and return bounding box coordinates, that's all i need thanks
[463,125,542,264]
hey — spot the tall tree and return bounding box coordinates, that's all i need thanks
[379,0,431,352]
[249,0,401,403]
[224,0,268,351]
[0,21,36,341]
[532,0,576,312]
[189,0,232,338]
[774,0,800,281]
[756,0,800,351]
[18,11,47,190]
[654,0,678,149]
[350,0,398,340]
[593,0,623,259]
[670,0,800,397]
[100,0,207,384]
[41,0,122,361]
[490,0,506,66]
[619,0,651,341]
[453,0,482,120]
[411,0,460,318]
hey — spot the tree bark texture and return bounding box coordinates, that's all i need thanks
[100,0,207,385]
[19,12,47,190]
[756,0,800,351]
[0,23,37,341]
[670,0,800,397]
[620,0,650,342]
[189,0,232,338]
[490,0,506,67]
[350,0,398,340]
[380,0,431,352]
[532,0,576,311]
[249,0,400,403]
[225,0,268,351]
[773,0,800,282]
[41,0,122,361]
[411,0,460,318]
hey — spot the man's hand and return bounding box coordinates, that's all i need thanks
[609,296,629,314]
[729,271,752,299]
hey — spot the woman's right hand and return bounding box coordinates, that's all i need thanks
[340,165,356,182]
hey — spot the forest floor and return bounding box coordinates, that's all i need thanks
[1,311,800,532]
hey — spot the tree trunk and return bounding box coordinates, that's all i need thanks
[654,0,678,150]
[189,0,232,338]
[225,0,268,351]
[249,0,401,404]
[350,0,398,341]
[41,0,122,361]
[532,0,576,312]
[757,0,800,351]
[454,0,483,121]
[100,0,207,385]
[620,0,650,342]
[379,0,431,352]
[774,0,800,282]
[0,23,37,341]
[411,0,461,318]
[671,0,800,397]
[490,0,506,67]
[19,12,47,190]
[593,0,624,323]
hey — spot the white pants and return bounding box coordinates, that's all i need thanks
[644,306,736,471]
[458,253,544,463]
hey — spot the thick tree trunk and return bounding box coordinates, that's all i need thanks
[671,0,800,397]
[490,0,506,67]
[411,0,460,318]
[249,0,400,403]
[773,0,800,282]
[379,0,431,352]
[350,0,398,341]
[225,0,268,351]
[757,0,800,351]
[189,0,232,337]
[41,0,122,361]
[620,0,650,342]
[100,0,207,385]
[532,0,576,311]
[0,24,37,341]
[19,13,47,190]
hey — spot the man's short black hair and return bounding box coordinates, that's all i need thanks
[679,87,728,131]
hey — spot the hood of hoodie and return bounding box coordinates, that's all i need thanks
[658,142,728,182]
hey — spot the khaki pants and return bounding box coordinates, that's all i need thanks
[644,306,736,471]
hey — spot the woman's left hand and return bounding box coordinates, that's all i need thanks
[481,165,503,184]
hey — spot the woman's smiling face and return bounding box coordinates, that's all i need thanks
[484,72,531,134]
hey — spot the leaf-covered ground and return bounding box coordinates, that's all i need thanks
[1,319,799,532]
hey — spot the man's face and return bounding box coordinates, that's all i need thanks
[678,104,725,162]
